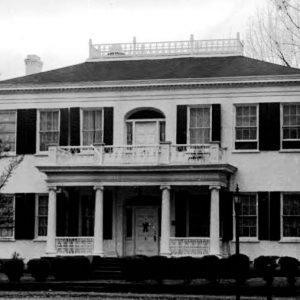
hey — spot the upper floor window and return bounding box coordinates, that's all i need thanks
[235,105,258,150]
[38,110,60,151]
[237,194,258,238]
[0,110,16,152]
[282,104,300,149]
[188,106,211,144]
[36,194,48,238]
[282,193,300,238]
[0,195,14,238]
[81,109,103,146]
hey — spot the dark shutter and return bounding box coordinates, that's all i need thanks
[104,107,113,145]
[270,192,281,241]
[220,191,233,241]
[211,104,221,142]
[16,109,37,154]
[176,105,187,144]
[15,194,35,240]
[175,192,187,237]
[59,108,69,146]
[258,192,269,240]
[103,190,113,239]
[259,103,280,151]
[70,107,80,146]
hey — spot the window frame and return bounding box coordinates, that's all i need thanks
[37,109,60,153]
[281,192,300,240]
[234,104,259,151]
[0,110,17,155]
[233,193,258,241]
[0,194,15,240]
[187,105,212,145]
[35,194,48,240]
[80,108,104,146]
[281,103,300,150]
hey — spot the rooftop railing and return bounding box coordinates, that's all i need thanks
[88,34,244,60]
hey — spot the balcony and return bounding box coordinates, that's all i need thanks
[48,143,224,166]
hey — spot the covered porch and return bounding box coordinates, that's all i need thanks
[38,163,236,257]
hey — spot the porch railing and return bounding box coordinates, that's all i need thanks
[169,237,210,257]
[49,143,223,166]
[55,237,94,255]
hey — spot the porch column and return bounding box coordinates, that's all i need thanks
[209,185,221,255]
[46,186,57,255]
[160,185,171,256]
[93,185,104,256]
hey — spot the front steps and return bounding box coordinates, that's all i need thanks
[91,257,122,279]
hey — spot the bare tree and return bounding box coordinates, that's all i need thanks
[0,141,23,234]
[245,0,300,68]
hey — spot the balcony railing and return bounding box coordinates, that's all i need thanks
[49,143,224,166]
[55,237,94,255]
[169,237,210,257]
[88,35,243,60]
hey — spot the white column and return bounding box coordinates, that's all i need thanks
[160,185,171,256]
[209,185,221,255]
[46,186,57,255]
[93,185,104,256]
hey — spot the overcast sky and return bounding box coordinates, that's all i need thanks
[0,0,265,80]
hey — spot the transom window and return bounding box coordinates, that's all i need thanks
[235,105,258,150]
[238,194,257,238]
[189,107,211,144]
[82,109,103,146]
[0,195,14,238]
[39,110,60,151]
[36,195,48,237]
[282,194,300,238]
[0,110,16,152]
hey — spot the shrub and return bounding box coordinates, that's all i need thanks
[226,254,250,284]
[147,256,169,282]
[200,255,220,283]
[120,256,148,281]
[172,256,198,281]
[278,256,300,287]
[27,258,50,282]
[253,256,279,286]
[51,256,91,280]
[3,258,24,282]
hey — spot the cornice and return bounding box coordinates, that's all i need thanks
[1,75,300,94]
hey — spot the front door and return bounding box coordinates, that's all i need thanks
[134,207,159,256]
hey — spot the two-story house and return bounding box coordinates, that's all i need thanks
[1,35,300,261]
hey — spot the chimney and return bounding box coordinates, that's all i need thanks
[24,55,43,75]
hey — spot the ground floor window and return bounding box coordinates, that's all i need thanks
[36,195,48,237]
[238,194,258,238]
[0,195,14,238]
[282,193,300,237]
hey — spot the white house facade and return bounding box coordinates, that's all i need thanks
[1,36,300,261]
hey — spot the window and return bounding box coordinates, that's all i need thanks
[235,105,258,150]
[82,109,103,146]
[282,194,300,237]
[39,110,60,151]
[282,104,300,149]
[36,195,48,237]
[189,107,211,144]
[238,194,257,238]
[0,110,16,152]
[0,195,14,238]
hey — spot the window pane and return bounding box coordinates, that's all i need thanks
[189,107,210,144]
[39,111,59,151]
[37,195,48,237]
[0,195,14,238]
[82,110,103,145]
[0,111,16,152]
[283,194,300,237]
[239,194,257,238]
[283,104,300,141]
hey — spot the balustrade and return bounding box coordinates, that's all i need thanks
[55,237,94,255]
[169,237,210,257]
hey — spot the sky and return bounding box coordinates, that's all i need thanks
[0,0,266,80]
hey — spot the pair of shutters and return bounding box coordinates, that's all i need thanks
[176,104,221,144]
[220,191,281,241]
[16,107,114,155]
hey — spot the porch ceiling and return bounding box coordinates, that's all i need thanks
[37,164,237,188]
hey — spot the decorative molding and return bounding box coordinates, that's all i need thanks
[94,185,104,191]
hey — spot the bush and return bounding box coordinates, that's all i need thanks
[226,254,250,284]
[27,258,50,282]
[200,255,220,283]
[147,256,170,282]
[253,256,279,286]
[278,256,300,287]
[3,258,24,282]
[51,256,91,280]
[120,256,148,281]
